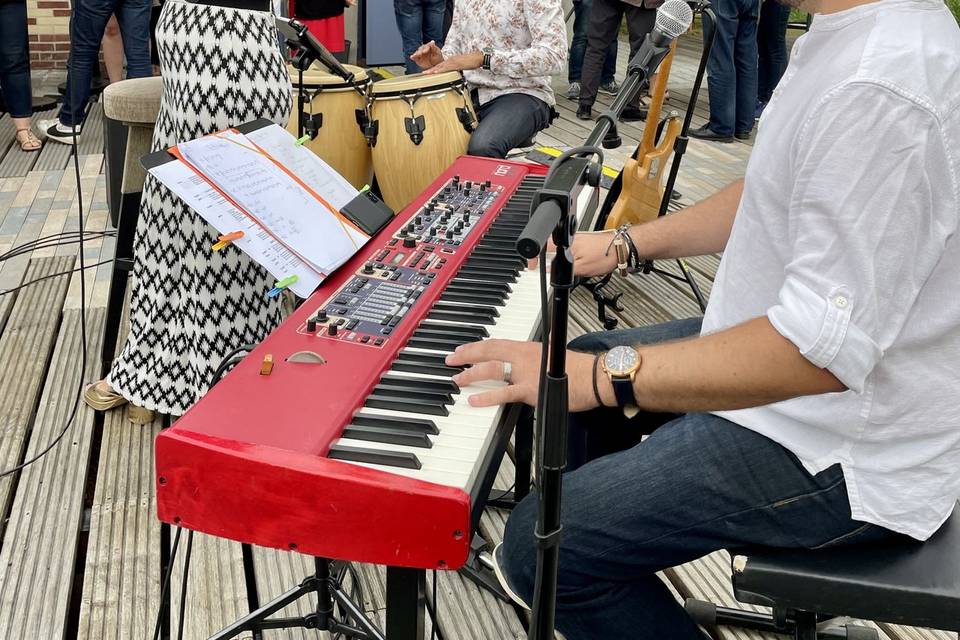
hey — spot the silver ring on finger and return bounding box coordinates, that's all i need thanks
[502,361,512,384]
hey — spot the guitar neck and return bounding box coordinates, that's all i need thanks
[637,41,678,159]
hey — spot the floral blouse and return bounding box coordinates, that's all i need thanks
[442,0,567,106]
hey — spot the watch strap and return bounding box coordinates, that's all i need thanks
[611,375,635,408]
[482,48,493,71]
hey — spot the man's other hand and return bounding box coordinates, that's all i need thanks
[411,41,444,70]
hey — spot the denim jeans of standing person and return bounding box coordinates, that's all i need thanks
[757,0,790,104]
[579,0,655,109]
[499,318,905,640]
[569,0,616,86]
[395,0,446,74]
[705,0,759,136]
[467,92,552,158]
[0,1,34,119]
[59,0,152,126]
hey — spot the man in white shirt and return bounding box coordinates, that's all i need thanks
[409,0,566,158]
[445,0,960,637]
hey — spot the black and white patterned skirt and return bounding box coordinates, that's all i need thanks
[108,0,292,416]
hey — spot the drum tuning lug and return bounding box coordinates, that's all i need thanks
[303,113,322,137]
[404,116,426,145]
[457,107,477,133]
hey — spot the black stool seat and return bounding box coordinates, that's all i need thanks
[732,507,960,632]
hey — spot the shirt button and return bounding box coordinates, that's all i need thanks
[833,295,849,309]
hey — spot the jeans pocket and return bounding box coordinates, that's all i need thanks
[810,523,885,550]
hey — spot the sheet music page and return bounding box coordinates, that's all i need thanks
[177,130,367,274]
[244,125,359,211]
[147,159,323,298]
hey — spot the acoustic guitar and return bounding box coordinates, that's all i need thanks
[604,41,681,230]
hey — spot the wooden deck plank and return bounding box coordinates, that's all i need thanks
[0,109,54,179]
[0,115,19,176]
[0,256,74,531]
[77,285,162,640]
[170,531,252,640]
[77,410,163,640]
[881,625,957,640]
[0,307,103,639]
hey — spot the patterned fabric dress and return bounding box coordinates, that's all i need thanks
[108,0,292,416]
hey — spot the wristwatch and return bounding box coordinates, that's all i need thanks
[481,47,494,71]
[602,346,641,410]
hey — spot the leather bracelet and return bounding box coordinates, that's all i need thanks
[592,353,606,408]
[606,225,643,276]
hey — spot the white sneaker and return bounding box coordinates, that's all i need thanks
[565,82,581,100]
[490,543,531,611]
[38,119,81,145]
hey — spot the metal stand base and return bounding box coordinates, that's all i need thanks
[208,558,385,640]
[458,535,510,602]
[684,600,879,640]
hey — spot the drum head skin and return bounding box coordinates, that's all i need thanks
[369,71,465,97]
[287,62,369,89]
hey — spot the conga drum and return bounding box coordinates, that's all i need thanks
[367,71,477,211]
[287,63,373,189]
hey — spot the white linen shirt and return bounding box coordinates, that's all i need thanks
[701,0,960,541]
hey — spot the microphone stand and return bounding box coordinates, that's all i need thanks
[641,4,716,312]
[516,33,671,640]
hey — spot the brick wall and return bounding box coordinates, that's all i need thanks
[28,0,72,70]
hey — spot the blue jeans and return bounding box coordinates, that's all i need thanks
[757,1,790,104]
[468,92,552,159]
[705,0,759,136]
[60,0,152,126]
[500,318,903,639]
[0,1,33,119]
[394,0,446,74]
[569,0,616,85]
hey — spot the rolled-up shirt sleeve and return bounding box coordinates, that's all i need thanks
[489,0,566,79]
[767,81,957,392]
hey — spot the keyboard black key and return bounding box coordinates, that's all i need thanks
[391,358,462,378]
[379,373,459,394]
[328,444,422,470]
[365,394,450,416]
[352,411,439,434]
[458,268,517,283]
[342,424,433,448]
[409,334,473,352]
[417,322,488,340]
[370,383,452,404]
[433,301,499,316]
[440,290,506,306]
[448,279,512,294]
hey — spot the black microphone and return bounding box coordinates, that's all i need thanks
[277,17,355,83]
[625,0,694,85]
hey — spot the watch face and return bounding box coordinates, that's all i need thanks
[604,346,639,376]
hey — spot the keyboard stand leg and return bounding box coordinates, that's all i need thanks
[457,534,511,602]
[487,405,534,510]
[386,567,425,640]
[206,557,385,640]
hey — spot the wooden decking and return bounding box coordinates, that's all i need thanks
[0,32,955,640]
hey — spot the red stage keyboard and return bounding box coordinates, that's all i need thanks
[156,156,596,570]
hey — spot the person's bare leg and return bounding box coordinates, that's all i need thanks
[102,15,124,83]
